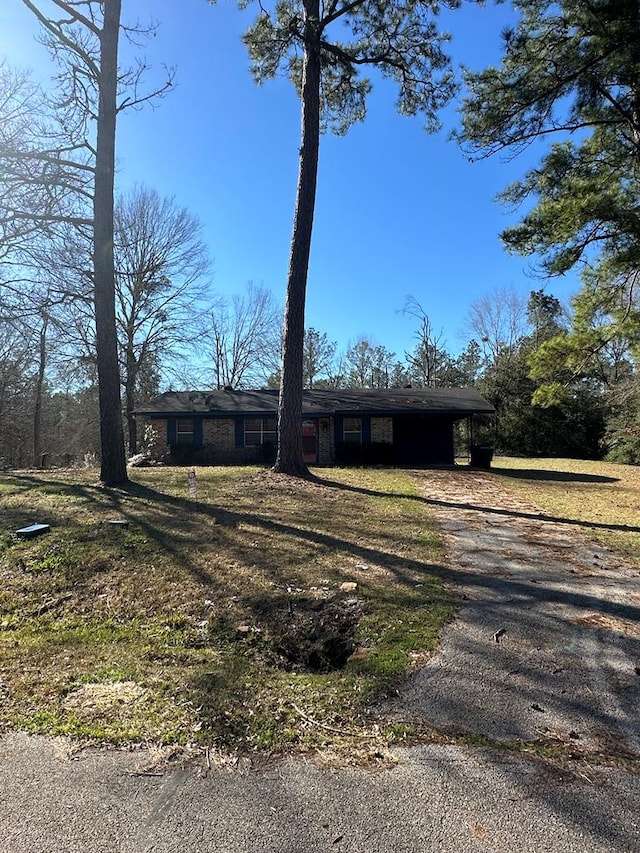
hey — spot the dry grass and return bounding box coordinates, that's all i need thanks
[0,466,450,757]
[490,456,640,561]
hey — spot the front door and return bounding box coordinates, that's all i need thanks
[302,419,317,464]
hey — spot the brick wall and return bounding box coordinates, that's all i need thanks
[203,418,235,460]
[139,418,169,458]
[141,414,394,466]
[371,416,393,445]
[318,417,333,465]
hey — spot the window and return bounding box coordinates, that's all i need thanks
[244,417,277,447]
[176,419,194,443]
[343,417,362,444]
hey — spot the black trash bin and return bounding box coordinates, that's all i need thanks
[470,445,493,469]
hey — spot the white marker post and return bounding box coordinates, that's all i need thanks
[188,468,197,510]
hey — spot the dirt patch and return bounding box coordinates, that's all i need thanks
[574,613,640,637]
[267,594,364,672]
[63,681,148,714]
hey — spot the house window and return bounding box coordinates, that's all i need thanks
[343,417,362,444]
[176,419,194,443]
[244,417,277,447]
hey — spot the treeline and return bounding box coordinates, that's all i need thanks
[2,281,638,468]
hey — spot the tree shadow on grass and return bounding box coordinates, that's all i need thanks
[4,472,640,624]
[90,477,640,626]
[1,473,444,628]
[491,466,619,484]
[314,474,640,535]
[0,473,218,589]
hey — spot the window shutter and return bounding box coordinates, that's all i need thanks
[334,416,343,446]
[362,416,372,444]
[235,418,244,448]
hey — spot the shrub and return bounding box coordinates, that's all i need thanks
[168,443,216,465]
[335,441,393,466]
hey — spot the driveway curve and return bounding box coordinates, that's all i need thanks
[393,468,640,760]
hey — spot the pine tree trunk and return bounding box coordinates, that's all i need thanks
[273,0,321,476]
[94,0,127,485]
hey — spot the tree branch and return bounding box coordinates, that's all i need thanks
[48,0,101,36]
[21,0,101,80]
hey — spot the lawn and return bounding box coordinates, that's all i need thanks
[490,456,640,561]
[0,466,450,758]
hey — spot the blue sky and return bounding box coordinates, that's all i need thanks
[1,0,579,361]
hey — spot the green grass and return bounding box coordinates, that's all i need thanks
[490,456,640,560]
[0,466,451,755]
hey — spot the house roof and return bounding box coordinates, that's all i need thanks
[135,388,495,418]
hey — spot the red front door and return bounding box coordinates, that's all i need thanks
[302,419,317,464]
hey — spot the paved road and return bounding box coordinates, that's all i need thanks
[1,732,639,852]
[2,469,639,852]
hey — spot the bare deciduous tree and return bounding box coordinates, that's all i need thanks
[207,282,281,390]
[0,307,37,468]
[303,328,336,389]
[33,185,212,453]
[15,0,173,483]
[0,60,92,265]
[464,287,528,366]
[114,185,212,452]
[345,337,396,389]
[402,296,449,387]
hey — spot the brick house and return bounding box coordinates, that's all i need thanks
[134,387,494,467]
[136,388,494,466]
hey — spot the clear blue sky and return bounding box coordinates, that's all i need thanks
[1,0,579,360]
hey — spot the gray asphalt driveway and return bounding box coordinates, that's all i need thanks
[393,469,640,759]
[1,468,639,852]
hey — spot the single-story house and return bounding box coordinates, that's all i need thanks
[135,387,494,467]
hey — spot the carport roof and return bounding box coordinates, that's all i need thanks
[136,388,495,417]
